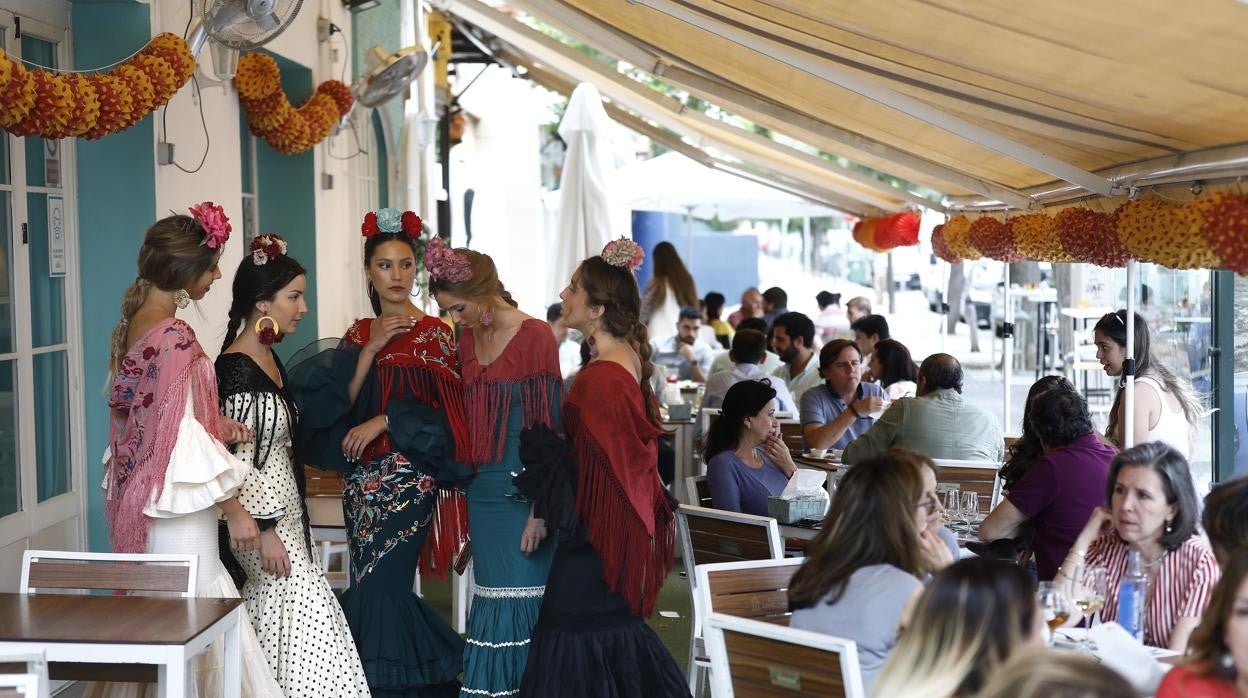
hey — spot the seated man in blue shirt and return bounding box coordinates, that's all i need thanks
[650,306,715,382]
[800,339,886,451]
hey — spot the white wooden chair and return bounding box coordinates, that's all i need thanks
[0,650,49,698]
[703,612,865,698]
[20,550,197,597]
[693,558,804,631]
[0,673,42,698]
[676,505,784,697]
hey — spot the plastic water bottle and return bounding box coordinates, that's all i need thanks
[1116,550,1147,641]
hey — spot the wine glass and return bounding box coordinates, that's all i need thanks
[1037,581,1073,644]
[942,489,961,525]
[1072,565,1108,652]
[959,491,979,528]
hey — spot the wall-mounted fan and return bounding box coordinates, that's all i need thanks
[330,45,430,136]
[188,0,305,79]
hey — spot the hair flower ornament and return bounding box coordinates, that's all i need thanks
[250,233,287,265]
[424,235,472,282]
[602,237,644,271]
[188,201,231,249]
[362,208,424,240]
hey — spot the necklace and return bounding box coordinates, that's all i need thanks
[1141,550,1167,570]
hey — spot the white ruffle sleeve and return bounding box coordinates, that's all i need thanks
[144,384,251,518]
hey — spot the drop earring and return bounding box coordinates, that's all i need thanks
[173,289,191,309]
[479,303,494,327]
[255,316,280,346]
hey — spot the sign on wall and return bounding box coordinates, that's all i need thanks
[48,195,65,278]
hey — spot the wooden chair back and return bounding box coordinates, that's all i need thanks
[703,612,865,698]
[779,420,804,450]
[932,459,1002,512]
[678,505,784,568]
[685,475,713,507]
[694,558,803,628]
[20,550,197,597]
[304,465,345,496]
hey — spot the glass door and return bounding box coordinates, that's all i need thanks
[0,10,86,565]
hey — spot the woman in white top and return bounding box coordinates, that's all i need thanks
[1093,309,1202,458]
[869,338,918,401]
[640,241,698,336]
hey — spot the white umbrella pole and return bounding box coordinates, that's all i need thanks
[1003,262,1013,432]
[1124,259,1136,449]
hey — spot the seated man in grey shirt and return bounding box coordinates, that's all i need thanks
[842,353,1004,465]
[703,329,796,413]
[800,339,886,451]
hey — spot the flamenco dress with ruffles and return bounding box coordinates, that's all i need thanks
[215,352,370,697]
[456,319,561,698]
[515,360,690,698]
[290,316,472,698]
[95,318,283,698]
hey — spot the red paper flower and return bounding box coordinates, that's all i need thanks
[968,217,1021,263]
[1199,193,1248,273]
[362,212,380,238]
[931,224,961,264]
[1055,207,1127,268]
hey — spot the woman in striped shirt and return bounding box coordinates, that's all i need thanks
[1057,442,1220,651]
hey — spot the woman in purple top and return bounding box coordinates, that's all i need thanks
[703,380,796,515]
[979,387,1116,580]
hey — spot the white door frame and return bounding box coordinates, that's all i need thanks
[0,8,87,551]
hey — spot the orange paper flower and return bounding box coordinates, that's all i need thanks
[62,74,101,138]
[83,73,135,140]
[931,224,961,264]
[942,215,981,260]
[0,51,37,129]
[1009,213,1071,262]
[9,71,73,138]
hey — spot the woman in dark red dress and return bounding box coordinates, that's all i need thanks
[516,239,690,697]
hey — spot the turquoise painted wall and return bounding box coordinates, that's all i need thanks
[71,2,156,552]
[258,56,318,359]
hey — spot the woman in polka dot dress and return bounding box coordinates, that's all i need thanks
[216,235,370,697]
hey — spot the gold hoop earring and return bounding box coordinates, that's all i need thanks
[255,316,280,346]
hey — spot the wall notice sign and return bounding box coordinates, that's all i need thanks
[48,195,65,277]
[44,140,61,188]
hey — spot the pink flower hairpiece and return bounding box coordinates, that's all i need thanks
[425,235,472,283]
[602,237,644,271]
[188,201,232,250]
[250,233,287,265]
[362,208,424,240]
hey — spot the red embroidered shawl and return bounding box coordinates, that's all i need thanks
[345,315,471,576]
[106,319,225,553]
[460,318,562,464]
[564,360,674,617]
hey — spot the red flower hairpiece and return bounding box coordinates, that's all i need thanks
[249,233,287,265]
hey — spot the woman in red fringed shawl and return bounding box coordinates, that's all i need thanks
[514,241,690,698]
[429,240,561,698]
[98,207,283,698]
[289,209,470,698]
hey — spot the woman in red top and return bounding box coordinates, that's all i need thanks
[429,239,562,698]
[292,209,470,698]
[515,239,689,697]
[1157,554,1248,698]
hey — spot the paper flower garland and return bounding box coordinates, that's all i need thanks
[931,223,961,264]
[0,33,193,140]
[968,217,1021,263]
[849,213,920,252]
[235,52,353,155]
[1008,213,1072,263]
[1055,207,1127,268]
[941,215,981,260]
[1200,193,1248,274]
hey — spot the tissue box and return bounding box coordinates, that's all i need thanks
[767,496,825,524]
[666,402,693,420]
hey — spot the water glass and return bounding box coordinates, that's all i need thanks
[960,491,979,526]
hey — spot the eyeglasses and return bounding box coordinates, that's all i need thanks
[916,497,940,513]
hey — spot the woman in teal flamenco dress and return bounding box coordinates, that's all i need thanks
[429,238,561,698]
[291,209,472,698]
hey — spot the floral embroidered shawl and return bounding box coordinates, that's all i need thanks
[106,318,225,553]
